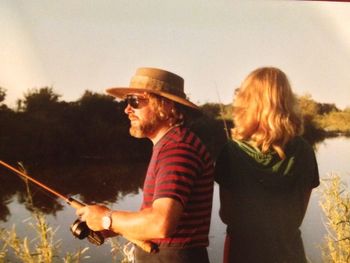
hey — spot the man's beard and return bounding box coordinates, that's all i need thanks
[129,115,160,138]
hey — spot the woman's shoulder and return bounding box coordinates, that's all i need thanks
[219,139,242,155]
[223,138,246,149]
[287,136,314,153]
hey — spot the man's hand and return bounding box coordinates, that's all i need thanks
[76,198,183,240]
[76,205,110,232]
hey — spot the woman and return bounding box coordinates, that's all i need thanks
[215,67,319,263]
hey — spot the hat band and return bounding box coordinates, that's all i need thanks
[130,76,186,98]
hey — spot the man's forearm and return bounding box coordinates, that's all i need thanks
[111,208,169,240]
[112,198,183,240]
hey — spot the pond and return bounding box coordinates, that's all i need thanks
[1,136,349,263]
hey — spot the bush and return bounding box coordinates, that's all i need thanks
[320,174,350,263]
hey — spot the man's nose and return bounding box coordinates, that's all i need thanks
[124,103,133,114]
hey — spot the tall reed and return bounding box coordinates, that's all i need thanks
[0,163,89,262]
[0,163,133,262]
[320,173,350,263]
[108,237,133,263]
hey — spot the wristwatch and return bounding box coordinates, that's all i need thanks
[102,210,113,230]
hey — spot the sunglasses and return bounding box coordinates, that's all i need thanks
[125,94,149,109]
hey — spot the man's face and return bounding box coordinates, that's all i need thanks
[124,93,161,139]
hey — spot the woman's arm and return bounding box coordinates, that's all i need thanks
[218,186,234,225]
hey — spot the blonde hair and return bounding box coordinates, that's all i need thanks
[231,67,303,159]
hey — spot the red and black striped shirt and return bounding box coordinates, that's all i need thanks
[141,126,214,248]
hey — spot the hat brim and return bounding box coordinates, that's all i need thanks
[106,87,199,110]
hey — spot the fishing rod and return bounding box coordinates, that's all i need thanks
[215,83,231,140]
[0,159,157,253]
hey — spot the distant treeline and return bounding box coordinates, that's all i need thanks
[0,87,228,162]
[0,87,349,163]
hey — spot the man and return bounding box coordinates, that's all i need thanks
[77,67,214,262]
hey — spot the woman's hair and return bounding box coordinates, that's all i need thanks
[231,67,303,159]
[148,93,186,127]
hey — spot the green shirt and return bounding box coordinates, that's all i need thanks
[215,136,319,263]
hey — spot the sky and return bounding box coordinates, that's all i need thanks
[1,0,350,109]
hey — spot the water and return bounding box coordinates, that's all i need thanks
[301,136,350,263]
[1,136,350,262]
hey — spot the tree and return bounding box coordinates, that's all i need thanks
[74,90,149,159]
[298,94,320,117]
[20,87,61,114]
[297,94,326,143]
[13,87,67,160]
[0,87,6,104]
[76,90,123,123]
[318,103,339,115]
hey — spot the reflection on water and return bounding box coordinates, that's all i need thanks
[1,137,350,263]
[0,160,148,262]
[0,160,147,221]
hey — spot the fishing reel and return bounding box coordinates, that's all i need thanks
[70,219,105,246]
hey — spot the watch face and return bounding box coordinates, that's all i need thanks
[102,216,111,229]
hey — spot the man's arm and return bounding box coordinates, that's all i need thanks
[77,197,183,240]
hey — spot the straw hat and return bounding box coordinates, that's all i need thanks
[106,67,199,110]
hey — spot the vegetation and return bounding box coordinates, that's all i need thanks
[320,174,350,263]
[0,167,89,263]
[0,165,131,263]
[0,87,349,163]
[0,87,151,163]
[1,86,350,261]
[298,94,350,137]
[316,111,350,134]
[109,237,133,263]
